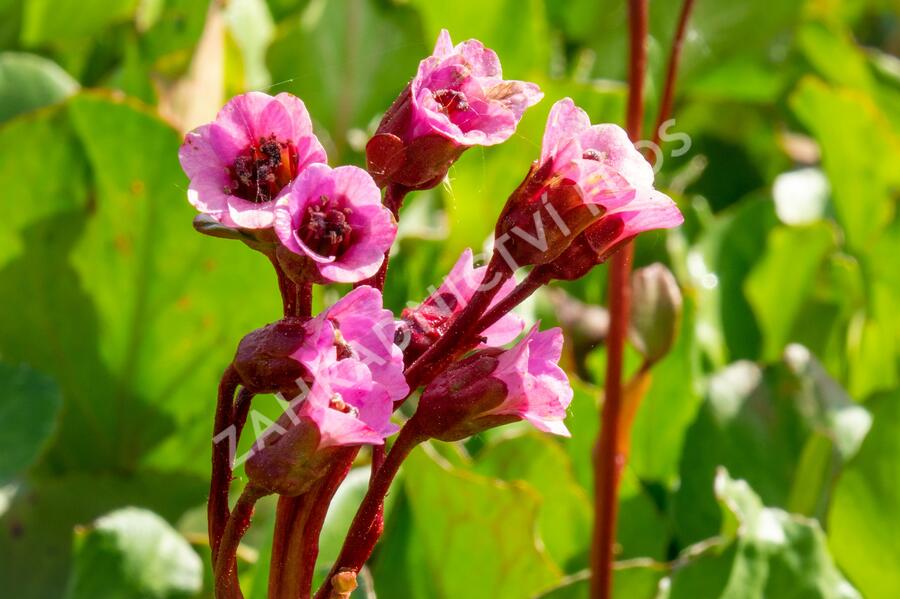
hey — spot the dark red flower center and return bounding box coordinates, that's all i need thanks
[433,89,470,116]
[225,135,299,204]
[300,196,354,257]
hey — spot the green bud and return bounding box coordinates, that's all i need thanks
[629,263,682,364]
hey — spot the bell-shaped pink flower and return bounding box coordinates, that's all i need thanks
[411,325,573,441]
[273,164,397,283]
[293,286,409,402]
[179,92,327,229]
[398,248,525,365]
[245,359,398,496]
[494,98,680,269]
[366,30,543,190]
[299,359,399,448]
[410,30,543,147]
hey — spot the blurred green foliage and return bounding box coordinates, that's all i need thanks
[1,0,899,597]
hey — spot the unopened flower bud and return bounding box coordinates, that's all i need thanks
[233,318,309,394]
[629,263,682,364]
[411,325,572,441]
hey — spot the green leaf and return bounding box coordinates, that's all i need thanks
[0,362,62,484]
[828,391,900,599]
[21,0,140,46]
[67,507,202,599]
[400,443,561,597]
[674,349,870,544]
[535,564,664,599]
[473,432,592,571]
[745,223,836,361]
[0,472,205,598]
[407,0,550,77]
[790,77,900,253]
[691,195,778,365]
[0,52,78,123]
[670,470,860,599]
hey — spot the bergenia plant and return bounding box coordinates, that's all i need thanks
[179,28,683,599]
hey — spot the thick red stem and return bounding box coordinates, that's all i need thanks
[590,0,647,597]
[313,426,422,599]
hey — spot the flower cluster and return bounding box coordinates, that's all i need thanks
[180,29,683,599]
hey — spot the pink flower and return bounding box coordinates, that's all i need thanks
[245,359,398,496]
[494,98,681,268]
[298,359,399,448]
[293,286,409,402]
[273,164,397,283]
[412,325,573,441]
[540,98,654,197]
[366,30,543,190]
[399,249,525,364]
[409,30,543,147]
[179,92,327,229]
[489,325,573,436]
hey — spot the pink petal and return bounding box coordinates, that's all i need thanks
[481,313,526,347]
[456,39,502,77]
[541,98,591,165]
[433,29,455,57]
[577,124,654,190]
[325,287,409,400]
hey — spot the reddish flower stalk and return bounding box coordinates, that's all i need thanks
[591,1,695,597]
[590,0,648,597]
[210,365,241,565]
[268,451,356,599]
[215,484,268,599]
[269,254,301,317]
[313,425,425,599]
[651,0,696,155]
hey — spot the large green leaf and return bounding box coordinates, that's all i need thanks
[21,0,139,46]
[0,362,61,484]
[0,472,205,599]
[828,391,900,599]
[0,52,78,123]
[473,432,592,571]
[400,443,561,597]
[669,470,860,599]
[691,195,777,365]
[0,93,280,472]
[67,507,202,599]
[674,349,870,544]
[745,223,836,361]
[790,77,900,254]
